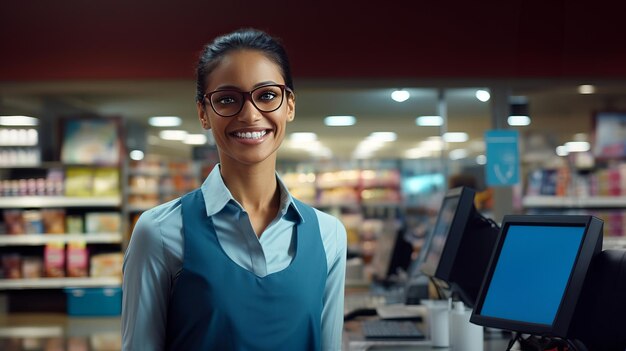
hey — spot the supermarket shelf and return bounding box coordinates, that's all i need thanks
[127,188,160,195]
[0,277,122,290]
[0,196,121,208]
[0,326,64,338]
[0,233,123,246]
[128,169,196,177]
[523,196,626,208]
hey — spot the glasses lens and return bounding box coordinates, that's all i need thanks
[252,85,284,112]
[210,90,243,117]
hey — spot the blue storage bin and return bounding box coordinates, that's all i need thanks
[65,287,122,316]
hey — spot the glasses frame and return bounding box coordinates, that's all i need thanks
[203,84,292,118]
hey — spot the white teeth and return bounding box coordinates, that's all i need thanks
[234,130,267,139]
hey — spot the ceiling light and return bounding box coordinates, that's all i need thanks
[324,115,356,126]
[184,134,208,145]
[565,141,590,153]
[449,149,468,160]
[159,130,188,140]
[149,116,182,127]
[129,150,144,161]
[556,146,569,156]
[391,90,410,102]
[405,148,430,159]
[578,85,595,94]
[289,132,317,142]
[508,115,531,126]
[0,116,38,126]
[368,132,397,142]
[475,90,491,102]
[476,155,487,165]
[416,116,443,126]
[443,132,469,143]
[420,139,444,151]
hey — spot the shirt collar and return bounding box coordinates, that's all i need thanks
[200,164,304,223]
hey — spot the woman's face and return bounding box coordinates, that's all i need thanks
[197,50,295,167]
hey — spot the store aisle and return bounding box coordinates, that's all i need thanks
[0,313,121,351]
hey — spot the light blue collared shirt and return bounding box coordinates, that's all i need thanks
[122,165,347,351]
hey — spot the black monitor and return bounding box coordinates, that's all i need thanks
[419,186,500,307]
[470,215,603,341]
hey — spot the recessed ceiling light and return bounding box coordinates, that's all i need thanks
[578,85,595,94]
[449,149,468,160]
[184,134,208,145]
[324,115,356,126]
[149,116,182,127]
[475,90,491,102]
[290,132,317,142]
[565,141,590,153]
[159,130,188,140]
[476,155,487,165]
[508,115,531,126]
[405,147,430,159]
[391,90,410,102]
[556,145,569,156]
[443,132,469,143]
[0,116,38,126]
[368,132,397,142]
[129,150,145,161]
[416,116,443,126]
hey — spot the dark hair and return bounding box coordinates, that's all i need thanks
[195,28,294,103]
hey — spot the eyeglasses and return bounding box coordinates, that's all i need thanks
[203,84,292,117]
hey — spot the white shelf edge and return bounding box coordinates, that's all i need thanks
[128,188,160,195]
[0,277,121,290]
[0,326,64,338]
[0,233,123,246]
[128,169,196,177]
[523,195,626,208]
[0,196,121,208]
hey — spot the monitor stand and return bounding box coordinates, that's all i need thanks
[506,333,589,351]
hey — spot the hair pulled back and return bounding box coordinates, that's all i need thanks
[195,28,294,103]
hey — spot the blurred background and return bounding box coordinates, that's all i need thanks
[1,1,626,350]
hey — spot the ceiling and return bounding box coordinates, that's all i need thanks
[2,1,626,163]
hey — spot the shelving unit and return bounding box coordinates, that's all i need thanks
[0,196,121,208]
[1,163,124,295]
[523,195,626,209]
[0,233,122,246]
[0,277,121,290]
[522,160,626,249]
[124,157,202,238]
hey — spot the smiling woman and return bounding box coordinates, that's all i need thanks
[121,28,347,351]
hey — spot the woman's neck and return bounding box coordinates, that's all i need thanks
[219,161,279,212]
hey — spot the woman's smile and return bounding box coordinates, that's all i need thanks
[229,128,273,144]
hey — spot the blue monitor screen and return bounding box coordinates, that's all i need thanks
[479,225,585,325]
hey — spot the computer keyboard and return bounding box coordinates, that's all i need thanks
[361,320,426,340]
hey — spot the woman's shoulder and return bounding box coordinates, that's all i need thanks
[311,207,346,238]
[132,197,183,235]
[141,197,183,222]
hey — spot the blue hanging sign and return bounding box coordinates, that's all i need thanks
[485,130,520,186]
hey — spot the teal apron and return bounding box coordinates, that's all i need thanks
[166,189,327,350]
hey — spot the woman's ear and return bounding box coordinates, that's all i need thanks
[286,92,296,122]
[197,102,211,130]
